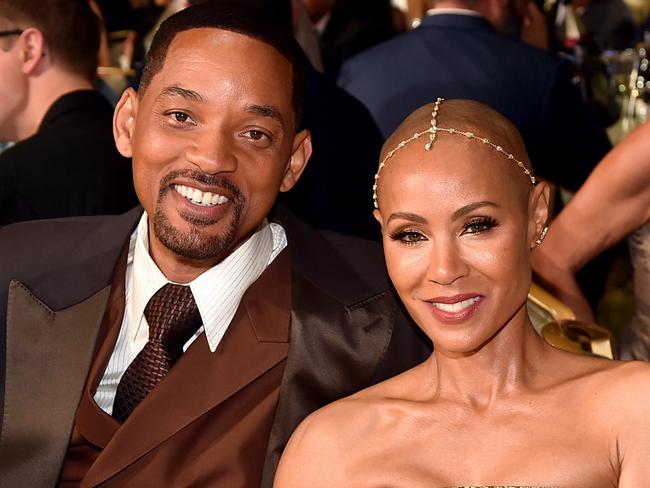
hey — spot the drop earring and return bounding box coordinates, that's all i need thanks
[535,226,549,247]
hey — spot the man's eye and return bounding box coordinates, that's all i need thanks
[171,111,190,123]
[245,130,269,141]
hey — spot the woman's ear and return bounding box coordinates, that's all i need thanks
[528,181,550,248]
[113,88,138,158]
[373,208,384,231]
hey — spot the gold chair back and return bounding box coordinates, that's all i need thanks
[527,282,615,359]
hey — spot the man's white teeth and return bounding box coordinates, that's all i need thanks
[173,185,229,207]
[432,296,481,313]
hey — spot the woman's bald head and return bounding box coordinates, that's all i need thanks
[376,99,535,210]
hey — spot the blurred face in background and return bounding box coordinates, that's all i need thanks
[302,0,335,23]
[494,0,527,39]
[0,20,27,141]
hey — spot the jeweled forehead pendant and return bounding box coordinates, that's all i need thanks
[372,97,536,209]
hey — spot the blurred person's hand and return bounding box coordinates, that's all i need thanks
[532,244,597,323]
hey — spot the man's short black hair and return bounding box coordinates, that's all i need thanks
[140,0,306,127]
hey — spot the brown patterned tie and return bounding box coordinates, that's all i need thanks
[112,283,202,422]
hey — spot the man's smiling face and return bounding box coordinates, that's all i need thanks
[115,27,311,274]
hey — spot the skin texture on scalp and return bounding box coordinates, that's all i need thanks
[377,99,534,211]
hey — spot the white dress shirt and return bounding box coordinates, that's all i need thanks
[94,212,287,414]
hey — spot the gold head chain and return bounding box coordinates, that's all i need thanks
[372,97,536,209]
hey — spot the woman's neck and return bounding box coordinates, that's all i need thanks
[427,307,550,409]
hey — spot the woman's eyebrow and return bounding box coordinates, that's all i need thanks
[452,201,498,220]
[387,212,427,224]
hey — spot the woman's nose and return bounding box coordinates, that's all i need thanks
[427,238,470,285]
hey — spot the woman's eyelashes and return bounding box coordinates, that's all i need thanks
[389,217,498,244]
[460,216,498,236]
[389,229,428,245]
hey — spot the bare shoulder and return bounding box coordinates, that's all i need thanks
[595,360,650,487]
[544,350,650,420]
[575,357,650,401]
[597,359,650,416]
[274,364,428,488]
[273,394,383,488]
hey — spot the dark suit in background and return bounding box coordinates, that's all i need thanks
[338,13,612,191]
[319,0,398,80]
[0,90,138,226]
[278,65,384,241]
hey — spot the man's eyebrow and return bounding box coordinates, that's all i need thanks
[452,201,498,220]
[159,85,204,102]
[387,212,428,224]
[247,104,284,128]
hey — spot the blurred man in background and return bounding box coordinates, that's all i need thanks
[338,0,612,192]
[0,0,137,225]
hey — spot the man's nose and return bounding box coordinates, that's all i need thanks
[426,237,470,286]
[184,129,238,174]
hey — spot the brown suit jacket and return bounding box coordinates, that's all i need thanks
[0,206,431,487]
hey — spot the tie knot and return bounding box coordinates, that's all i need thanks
[144,283,202,354]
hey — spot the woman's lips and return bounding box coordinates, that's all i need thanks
[424,294,485,324]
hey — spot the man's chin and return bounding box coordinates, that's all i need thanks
[153,207,239,262]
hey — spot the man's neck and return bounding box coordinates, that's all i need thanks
[428,2,500,30]
[16,69,93,141]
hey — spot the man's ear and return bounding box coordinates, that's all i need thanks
[528,181,550,248]
[18,28,46,75]
[279,129,312,192]
[113,88,138,158]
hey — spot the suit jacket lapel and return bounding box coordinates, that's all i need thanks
[0,280,110,488]
[260,273,395,487]
[75,250,129,448]
[83,250,292,487]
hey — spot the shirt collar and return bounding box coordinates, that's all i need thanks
[129,212,280,352]
[426,8,483,18]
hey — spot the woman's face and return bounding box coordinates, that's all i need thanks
[375,136,545,356]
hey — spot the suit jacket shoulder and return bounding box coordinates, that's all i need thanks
[0,208,142,417]
[0,208,141,310]
[274,205,391,305]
